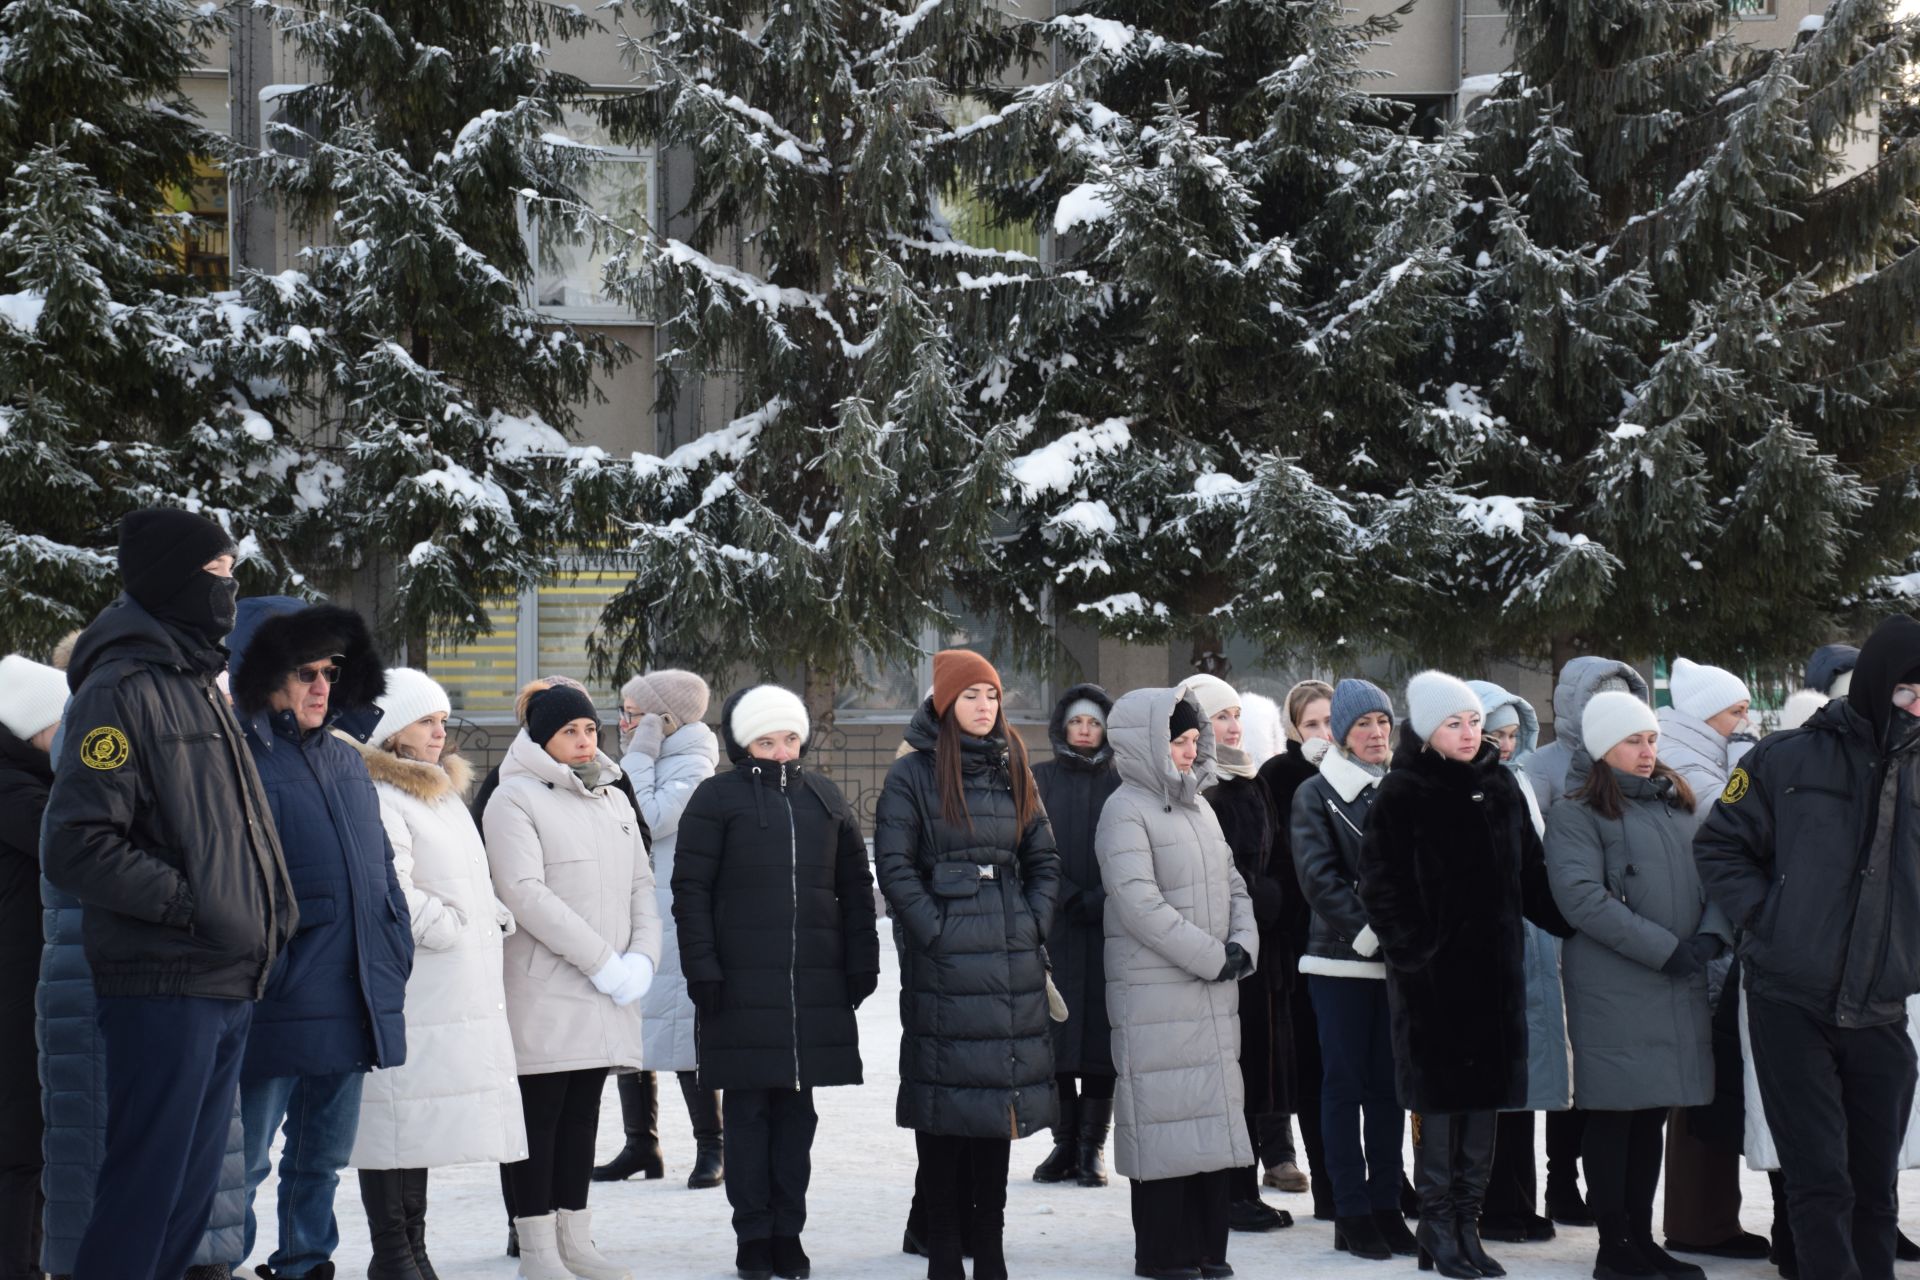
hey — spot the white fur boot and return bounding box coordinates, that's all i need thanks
[556,1208,632,1280]
[513,1213,573,1280]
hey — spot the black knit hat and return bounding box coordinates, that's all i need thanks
[526,683,600,750]
[119,508,235,611]
[1169,697,1203,741]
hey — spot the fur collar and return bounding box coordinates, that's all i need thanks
[1318,746,1384,803]
[342,733,473,803]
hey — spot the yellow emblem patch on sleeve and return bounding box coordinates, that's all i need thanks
[80,726,130,772]
[1721,768,1749,804]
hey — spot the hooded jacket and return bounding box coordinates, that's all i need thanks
[1807,644,1860,700]
[1290,747,1387,979]
[1030,683,1121,1076]
[622,720,720,1073]
[1358,724,1573,1113]
[1696,615,1920,1028]
[875,700,1061,1139]
[1546,760,1731,1110]
[1523,658,1651,811]
[1655,705,1747,827]
[671,689,879,1092]
[229,598,412,1080]
[1096,686,1258,1181]
[42,594,296,1000]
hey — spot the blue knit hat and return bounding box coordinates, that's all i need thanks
[1329,678,1393,747]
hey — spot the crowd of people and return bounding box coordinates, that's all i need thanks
[2,506,1918,1280]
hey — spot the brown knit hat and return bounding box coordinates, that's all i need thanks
[932,649,1002,717]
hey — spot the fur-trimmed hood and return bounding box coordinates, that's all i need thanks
[344,735,473,804]
[228,596,387,719]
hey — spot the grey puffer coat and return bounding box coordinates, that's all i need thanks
[1545,761,1731,1110]
[1524,658,1651,811]
[1096,687,1258,1182]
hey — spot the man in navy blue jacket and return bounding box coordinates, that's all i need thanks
[227,597,413,1280]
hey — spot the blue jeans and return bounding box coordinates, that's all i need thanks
[1310,975,1403,1217]
[239,1072,365,1276]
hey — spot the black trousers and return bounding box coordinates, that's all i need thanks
[1131,1169,1231,1270]
[506,1068,609,1216]
[1546,1108,1586,1194]
[914,1133,1009,1261]
[0,948,41,1280]
[1055,1073,1115,1103]
[724,1088,817,1242]
[1749,992,1918,1280]
[1482,1111,1538,1221]
[1582,1108,1666,1232]
[1289,980,1326,1187]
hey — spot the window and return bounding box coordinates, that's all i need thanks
[528,113,655,322]
[426,593,524,715]
[424,561,633,721]
[1730,0,1776,14]
[164,160,230,290]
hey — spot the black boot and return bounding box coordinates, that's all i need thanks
[1413,1114,1482,1278]
[1593,1215,1659,1280]
[501,1162,518,1257]
[772,1235,811,1280]
[1373,1208,1419,1257]
[969,1160,1008,1280]
[1076,1097,1113,1187]
[1228,1198,1287,1233]
[1546,1174,1593,1227]
[1451,1113,1503,1278]
[1333,1215,1392,1260]
[594,1071,665,1182]
[359,1169,427,1280]
[680,1071,725,1189]
[1900,1230,1920,1263]
[399,1168,437,1280]
[736,1238,774,1280]
[1033,1091,1080,1183]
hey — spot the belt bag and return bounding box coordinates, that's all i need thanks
[930,861,998,898]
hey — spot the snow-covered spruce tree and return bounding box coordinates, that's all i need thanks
[238,1,630,660]
[569,0,1076,708]
[0,0,309,655]
[1435,0,1920,668]
[967,0,1600,674]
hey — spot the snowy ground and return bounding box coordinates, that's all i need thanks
[246,944,1920,1279]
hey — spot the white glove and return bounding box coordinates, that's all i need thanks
[1352,925,1380,958]
[1303,736,1333,766]
[590,955,626,996]
[610,952,656,1006]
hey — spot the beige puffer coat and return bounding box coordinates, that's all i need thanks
[1096,686,1258,1182]
[483,731,663,1075]
[347,746,528,1168]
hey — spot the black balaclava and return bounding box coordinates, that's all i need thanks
[118,508,238,645]
[1847,615,1920,747]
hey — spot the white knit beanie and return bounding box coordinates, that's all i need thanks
[1669,658,1751,722]
[730,685,809,748]
[1406,670,1483,741]
[1582,690,1660,762]
[0,655,69,740]
[1180,674,1241,720]
[368,667,452,749]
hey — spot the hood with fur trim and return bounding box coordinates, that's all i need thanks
[345,735,473,804]
[228,596,386,719]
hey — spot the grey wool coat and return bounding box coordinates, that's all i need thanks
[1096,686,1259,1183]
[1544,762,1732,1111]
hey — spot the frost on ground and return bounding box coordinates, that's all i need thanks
[247,944,1920,1279]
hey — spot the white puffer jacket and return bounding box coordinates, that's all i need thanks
[622,722,720,1073]
[484,731,663,1075]
[347,746,528,1169]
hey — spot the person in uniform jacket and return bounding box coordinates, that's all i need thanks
[876,650,1060,1280]
[1358,671,1573,1280]
[41,509,298,1280]
[227,597,413,1280]
[673,684,879,1280]
[1028,683,1121,1189]
[1695,614,1920,1280]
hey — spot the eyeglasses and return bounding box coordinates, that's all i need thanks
[293,657,345,686]
[618,707,642,724]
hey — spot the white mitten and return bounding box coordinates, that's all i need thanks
[590,955,626,997]
[1352,925,1380,958]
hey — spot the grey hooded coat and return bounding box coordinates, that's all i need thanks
[1524,658,1651,811]
[1096,687,1259,1182]
[1545,762,1731,1111]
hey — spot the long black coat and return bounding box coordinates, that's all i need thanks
[673,691,880,1091]
[1358,725,1571,1114]
[1030,684,1119,1077]
[0,727,50,1213]
[1207,772,1292,1114]
[1256,743,1320,988]
[876,701,1061,1138]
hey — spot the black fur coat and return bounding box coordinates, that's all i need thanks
[1357,724,1571,1114]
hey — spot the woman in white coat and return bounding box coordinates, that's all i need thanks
[347,669,528,1280]
[485,683,663,1280]
[594,670,723,1189]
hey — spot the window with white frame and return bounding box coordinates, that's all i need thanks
[527,110,655,322]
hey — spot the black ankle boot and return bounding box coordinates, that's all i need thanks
[1334,1214,1391,1260]
[595,1071,665,1181]
[736,1238,773,1280]
[680,1071,725,1189]
[1593,1215,1659,1280]
[772,1235,810,1280]
[1033,1092,1079,1183]
[359,1169,426,1280]
[1076,1097,1113,1187]
[1373,1208,1418,1256]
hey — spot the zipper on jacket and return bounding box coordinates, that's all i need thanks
[783,765,801,1091]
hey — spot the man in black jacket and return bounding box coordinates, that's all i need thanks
[1696,614,1920,1280]
[41,508,297,1280]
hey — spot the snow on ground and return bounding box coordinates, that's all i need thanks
[247,942,1920,1279]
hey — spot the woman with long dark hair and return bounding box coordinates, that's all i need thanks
[876,650,1061,1280]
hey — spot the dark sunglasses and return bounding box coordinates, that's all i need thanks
[293,656,345,686]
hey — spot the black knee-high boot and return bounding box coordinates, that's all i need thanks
[594,1070,665,1181]
[360,1169,427,1280]
[682,1070,725,1189]
[1452,1112,1504,1277]
[1414,1115,1479,1279]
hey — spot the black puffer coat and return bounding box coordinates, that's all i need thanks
[673,689,880,1091]
[0,725,50,1238]
[1030,684,1119,1077]
[1207,771,1291,1114]
[1358,725,1572,1114]
[876,700,1061,1138]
